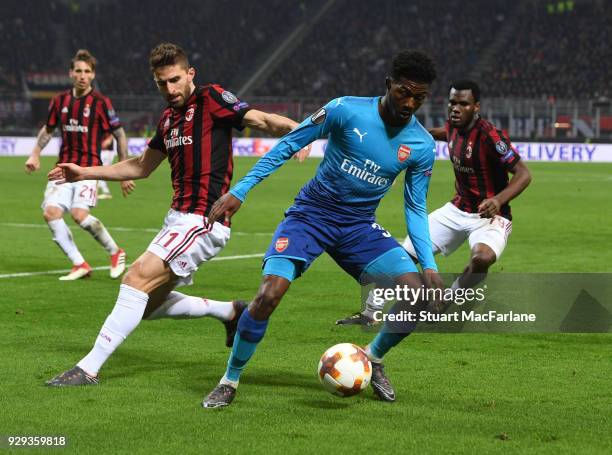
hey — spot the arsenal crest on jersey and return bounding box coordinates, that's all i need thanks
[185,107,195,122]
[275,237,289,252]
[397,144,411,162]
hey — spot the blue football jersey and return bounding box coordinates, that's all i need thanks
[231,96,437,270]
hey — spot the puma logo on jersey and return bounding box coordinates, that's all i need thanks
[353,128,367,142]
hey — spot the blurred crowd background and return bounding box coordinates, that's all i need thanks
[0,0,609,139]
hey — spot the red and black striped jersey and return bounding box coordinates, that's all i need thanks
[149,84,251,218]
[446,118,520,220]
[46,89,121,167]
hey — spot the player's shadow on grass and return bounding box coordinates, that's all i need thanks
[297,399,355,409]
[183,369,324,395]
[41,343,208,381]
[243,371,322,391]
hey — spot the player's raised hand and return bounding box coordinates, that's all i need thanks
[48,163,86,184]
[207,193,242,228]
[292,143,313,163]
[25,156,40,174]
[120,180,136,197]
[478,197,501,218]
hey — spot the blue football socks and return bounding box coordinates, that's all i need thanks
[368,301,418,360]
[224,310,269,384]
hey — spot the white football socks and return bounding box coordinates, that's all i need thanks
[145,292,235,321]
[47,218,85,266]
[79,215,119,254]
[97,179,110,194]
[363,289,385,318]
[364,344,382,363]
[450,278,461,291]
[220,375,239,388]
[77,284,148,376]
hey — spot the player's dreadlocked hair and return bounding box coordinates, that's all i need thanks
[449,80,481,102]
[71,49,96,71]
[391,50,436,84]
[149,43,190,71]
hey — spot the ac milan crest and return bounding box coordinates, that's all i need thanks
[275,237,289,252]
[185,107,195,122]
[397,144,411,162]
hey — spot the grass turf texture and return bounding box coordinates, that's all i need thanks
[0,156,611,454]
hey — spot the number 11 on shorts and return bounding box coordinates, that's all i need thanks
[155,230,179,248]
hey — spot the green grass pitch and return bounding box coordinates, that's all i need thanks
[0,156,611,454]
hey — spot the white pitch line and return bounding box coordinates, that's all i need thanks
[0,253,264,279]
[0,222,271,236]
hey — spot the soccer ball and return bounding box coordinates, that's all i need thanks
[318,343,372,397]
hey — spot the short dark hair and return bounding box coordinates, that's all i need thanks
[449,80,481,102]
[390,50,436,84]
[71,49,96,71]
[149,43,190,71]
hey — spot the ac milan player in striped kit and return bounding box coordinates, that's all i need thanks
[25,49,134,280]
[45,43,305,386]
[339,80,532,325]
[405,80,531,290]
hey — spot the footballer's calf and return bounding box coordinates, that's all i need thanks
[248,275,291,320]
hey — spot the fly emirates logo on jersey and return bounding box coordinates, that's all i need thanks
[340,158,389,186]
[63,118,88,133]
[165,128,193,150]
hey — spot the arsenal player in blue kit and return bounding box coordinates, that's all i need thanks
[202,50,445,407]
[45,43,304,387]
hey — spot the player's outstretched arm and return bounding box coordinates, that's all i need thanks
[112,126,136,197]
[242,109,312,161]
[25,125,54,174]
[242,109,299,137]
[478,160,531,217]
[48,147,166,184]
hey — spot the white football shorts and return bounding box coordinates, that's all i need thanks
[147,209,231,287]
[404,202,512,260]
[41,180,98,212]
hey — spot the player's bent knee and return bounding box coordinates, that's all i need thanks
[394,271,424,289]
[470,252,496,270]
[255,283,284,308]
[43,207,63,222]
[251,276,290,317]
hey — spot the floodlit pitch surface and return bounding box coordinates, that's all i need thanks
[1,156,610,453]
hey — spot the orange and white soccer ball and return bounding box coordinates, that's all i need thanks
[318,343,372,397]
